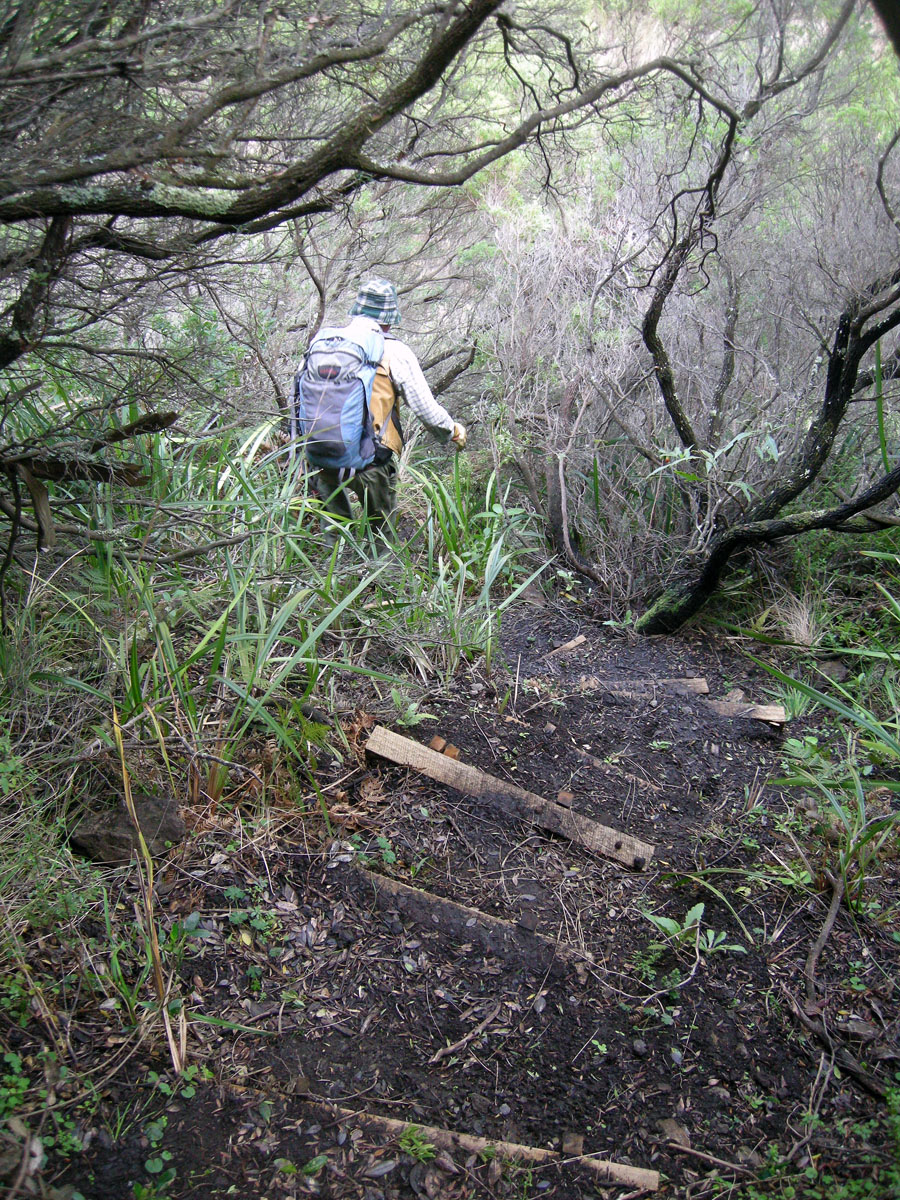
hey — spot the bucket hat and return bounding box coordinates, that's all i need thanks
[349,277,401,325]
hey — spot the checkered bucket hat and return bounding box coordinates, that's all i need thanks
[349,277,401,325]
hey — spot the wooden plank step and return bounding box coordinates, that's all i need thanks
[348,865,590,971]
[605,676,710,695]
[578,675,709,697]
[365,726,654,870]
[703,698,787,723]
[298,1100,660,1190]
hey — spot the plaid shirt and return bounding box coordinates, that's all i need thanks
[346,316,456,443]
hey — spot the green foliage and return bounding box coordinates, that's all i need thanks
[642,902,746,956]
[390,688,436,727]
[0,395,549,1159]
[398,1125,437,1162]
[301,1154,329,1177]
[720,1088,900,1198]
[751,560,900,913]
[0,1052,29,1119]
[779,734,900,914]
[379,458,546,681]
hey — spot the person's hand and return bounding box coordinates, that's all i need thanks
[451,422,467,450]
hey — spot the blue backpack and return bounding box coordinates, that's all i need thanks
[292,324,385,470]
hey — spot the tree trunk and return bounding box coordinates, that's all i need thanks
[637,460,900,634]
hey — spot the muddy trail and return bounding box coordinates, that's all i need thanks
[16,605,899,1199]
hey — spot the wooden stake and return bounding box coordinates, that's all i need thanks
[365,726,654,870]
[300,1100,660,1190]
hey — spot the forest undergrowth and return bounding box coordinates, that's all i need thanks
[0,425,898,1199]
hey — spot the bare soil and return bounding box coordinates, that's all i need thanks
[9,604,899,1199]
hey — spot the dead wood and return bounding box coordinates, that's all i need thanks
[542,633,587,659]
[429,1000,503,1063]
[14,465,55,549]
[780,985,887,1099]
[579,676,710,697]
[89,410,178,451]
[664,1142,753,1176]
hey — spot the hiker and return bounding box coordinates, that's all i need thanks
[292,277,466,546]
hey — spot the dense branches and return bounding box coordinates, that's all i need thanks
[474,0,900,625]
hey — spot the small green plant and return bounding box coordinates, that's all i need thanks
[390,688,436,727]
[398,1124,437,1162]
[144,1152,175,1181]
[0,975,31,1028]
[697,928,747,954]
[723,1087,900,1198]
[780,734,831,774]
[301,1154,329,1177]
[642,903,745,956]
[0,1052,29,1118]
[0,732,25,796]
[409,854,430,878]
[164,911,212,965]
[133,1173,176,1200]
[143,1114,168,1146]
[642,901,704,945]
[631,944,664,982]
[375,835,396,865]
[349,832,397,868]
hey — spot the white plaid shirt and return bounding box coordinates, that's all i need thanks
[346,316,456,443]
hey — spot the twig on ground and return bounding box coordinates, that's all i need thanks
[787,1053,833,1164]
[665,1141,753,1175]
[780,984,886,1099]
[429,1000,503,1063]
[300,1100,660,1189]
[5,1126,32,1200]
[805,870,844,1006]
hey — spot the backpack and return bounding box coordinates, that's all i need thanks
[293,324,391,471]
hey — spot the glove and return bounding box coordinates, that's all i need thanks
[451,422,467,450]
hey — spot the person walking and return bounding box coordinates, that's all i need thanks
[295,277,466,547]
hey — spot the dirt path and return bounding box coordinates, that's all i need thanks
[41,609,899,1198]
